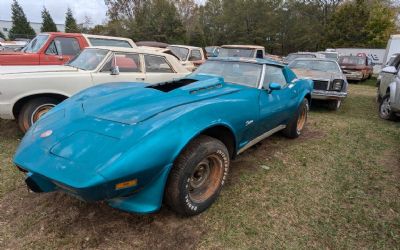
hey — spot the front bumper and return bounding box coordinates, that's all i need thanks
[0,102,14,119]
[343,71,363,81]
[312,90,347,100]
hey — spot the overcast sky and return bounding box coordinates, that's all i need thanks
[0,0,109,25]
[0,0,206,26]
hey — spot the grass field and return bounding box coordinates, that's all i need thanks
[0,79,399,249]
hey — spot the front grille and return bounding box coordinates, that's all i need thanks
[313,80,329,90]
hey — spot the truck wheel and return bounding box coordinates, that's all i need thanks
[283,98,309,139]
[165,135,229,216]
[328,100,342,111]
[379,94,397,121]
[18,97,60,132]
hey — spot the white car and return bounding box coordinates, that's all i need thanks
[0,46,190,132]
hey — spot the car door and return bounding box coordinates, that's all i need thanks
[143,54,180,84]
[91,52,146,84]
[40,37,81,65]
[258,65,297,132]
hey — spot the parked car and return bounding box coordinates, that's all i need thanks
[218,45,266,59]
[13,57,313,216]
[283,52,325,65]
[289,58,348,110]
[318,51,339,61]
[0,32,136,66]
[377,61,400,120]
[0,46,189,132]
[205,46,220,57]
[167,45,206,71]
[338,55,373,81]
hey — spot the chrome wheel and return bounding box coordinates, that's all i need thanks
[380,96,391,118]
[30,104,55,124]
[188,154,224,203]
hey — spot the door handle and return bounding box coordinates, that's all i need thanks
[136,78,145,81]
[57,56,63,61]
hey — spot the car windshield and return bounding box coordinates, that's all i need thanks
[192,60,263,88]
[286,54,315,62]
[22,34,49,53]
[289,60,341,73]
[339,56,365,65]
[205,47,215,53]
[168,46,189,61]
[218,48,255,58]
[66,48,109,71]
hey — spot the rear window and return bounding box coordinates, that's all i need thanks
[88,38,132,48]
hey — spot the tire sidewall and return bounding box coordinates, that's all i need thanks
[177,142,229,215]
[18,97,59,132]
[379,95,392,120]
[295,98,309,136]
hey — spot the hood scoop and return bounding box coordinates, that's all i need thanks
[147,79,198,92]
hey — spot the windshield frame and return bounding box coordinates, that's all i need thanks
[66,48,111,71]
[22,34,49,53]
[192,60,264,88]
[167,46,190,61]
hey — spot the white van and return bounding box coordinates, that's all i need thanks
[383,34,400,65]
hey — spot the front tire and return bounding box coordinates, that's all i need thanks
[328,99,342,111]
[165,135,229,216]
[379,94,397,121]
[17,97,60,132]
[283,98,309,138]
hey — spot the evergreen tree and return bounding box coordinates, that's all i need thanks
[65,8,80,33]
[41,7,58,32]
[8,0,36,40]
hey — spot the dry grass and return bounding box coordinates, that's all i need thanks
[1,79,399,249]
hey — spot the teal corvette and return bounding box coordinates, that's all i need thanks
[14,58,313,216]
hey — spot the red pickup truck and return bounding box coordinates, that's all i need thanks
[0,32,136,65]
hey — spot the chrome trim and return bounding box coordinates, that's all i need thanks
[237,124,286,154]
[258,64,266,89]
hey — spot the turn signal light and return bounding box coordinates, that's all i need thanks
[115,179,138,190]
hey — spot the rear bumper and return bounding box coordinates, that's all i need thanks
[0,102,14,119]
[312,90,347,100]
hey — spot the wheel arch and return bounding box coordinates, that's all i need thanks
[12,93,69,119]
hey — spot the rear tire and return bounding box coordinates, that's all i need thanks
[164,135,229,216]
[283,98,309,138]
[379,94,397,121]
[17,97,60,132]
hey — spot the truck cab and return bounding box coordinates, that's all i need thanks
[0,32,136,66]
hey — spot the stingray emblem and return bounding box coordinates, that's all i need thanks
[40,130,53,138]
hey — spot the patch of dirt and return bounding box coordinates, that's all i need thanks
[0,184,204,249]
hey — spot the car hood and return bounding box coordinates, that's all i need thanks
[291,69,343,80]
[0,65,79,75]
[82,75,242,125]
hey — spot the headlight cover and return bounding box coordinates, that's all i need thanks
[332,79,343,91]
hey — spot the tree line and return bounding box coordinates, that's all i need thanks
[1,0,398,55]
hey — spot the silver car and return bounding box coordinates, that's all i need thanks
[377,58,400,120]
[289,58,348,110]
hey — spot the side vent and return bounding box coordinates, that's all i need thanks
[190,83,223,94]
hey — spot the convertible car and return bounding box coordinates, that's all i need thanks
[14,57,313,216]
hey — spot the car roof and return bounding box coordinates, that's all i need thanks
[208,57,284,67]
[88,46,172,56]
[221,45,264,49]
[169,44,202,50]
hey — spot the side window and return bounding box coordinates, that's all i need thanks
[101,53,141,73]
[88,38,132,48]
[189,50,202,61]
[256,50,263,59]
[394,56,400,70]
[53,37,81,56]
[144,55,174,73]
[45,41,58,55]
[263,66,287,89]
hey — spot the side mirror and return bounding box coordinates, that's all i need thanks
[269,82,282,91]
[111,66,120,75]
[382,66,397,74]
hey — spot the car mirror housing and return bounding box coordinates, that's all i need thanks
[269,82,282,91]
[111,66,120,75]
[382,66,397,74]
